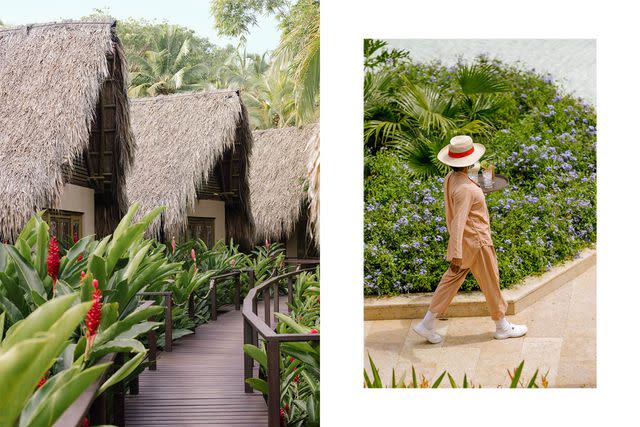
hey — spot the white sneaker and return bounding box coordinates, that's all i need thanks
[494,322,528,340]
[413,321,443,344]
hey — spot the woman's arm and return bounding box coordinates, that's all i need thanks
[447,187,474,260]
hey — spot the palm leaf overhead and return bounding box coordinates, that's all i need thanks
[396,78,458,135]
[456,64,509,95]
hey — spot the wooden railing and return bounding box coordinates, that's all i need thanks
[242,262,320,427]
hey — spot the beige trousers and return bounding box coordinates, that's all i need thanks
[429,245,507,321]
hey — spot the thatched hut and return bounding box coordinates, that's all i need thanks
[0,20,134,245]
[249,124,320,258]
[126,90,254,246]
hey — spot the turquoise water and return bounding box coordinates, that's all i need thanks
[385,39,596,104]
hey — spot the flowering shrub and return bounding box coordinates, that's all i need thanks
[364,56,596,296]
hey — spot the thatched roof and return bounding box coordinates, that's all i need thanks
[127,90,254,242]
[249,124,320,243]
[0,20,134,240]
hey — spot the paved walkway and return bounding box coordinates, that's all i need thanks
[125,307,268,426]
[364,265,596,388]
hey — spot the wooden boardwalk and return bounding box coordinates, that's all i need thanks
[125,307,267,426]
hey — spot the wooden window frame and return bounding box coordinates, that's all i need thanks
[186,216,216,247]
[44,209,83,250]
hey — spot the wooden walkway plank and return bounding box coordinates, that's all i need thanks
[125,307,268,426]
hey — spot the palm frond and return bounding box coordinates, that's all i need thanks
[456,64,509,95]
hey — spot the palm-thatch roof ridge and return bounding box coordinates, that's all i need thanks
[0,20,134,240]
[127,90,254,243]
[249,123,320,243]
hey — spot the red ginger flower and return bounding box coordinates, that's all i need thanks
[36,375,47,389]
[310,329,318,334]
[47,236,60,288]
[81,417,89,427]
[289,357,295,363]
[80,271,85,280]
[85,279,102,338]
[293,374,300,384]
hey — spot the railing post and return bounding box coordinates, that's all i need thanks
[112,353,125,426]
[164,293,173,352]
[266,339,281,427]
[244,317,255,393]
[273,280,279,321]
[210,279,217,321]
[148,315,157,371]
[247,269,255,289]
[264,283,271,328]
[287,275,294,306]
[188,292,195,319]
[234,273,241,311]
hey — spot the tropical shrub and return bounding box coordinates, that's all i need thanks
[364,43,596,296]
[364,355,548,388]
[0,204,196,425]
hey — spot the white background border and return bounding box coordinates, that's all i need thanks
[321,0,639,425]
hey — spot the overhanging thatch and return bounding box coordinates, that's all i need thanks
[127,90,254,243]
[249,124,320,244]
[0,20,134,240]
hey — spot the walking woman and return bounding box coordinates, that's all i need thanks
[413,135,527,344]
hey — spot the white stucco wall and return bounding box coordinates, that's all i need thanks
[286,233,298,258]
[55,184,95,237]
[188,199,226,243]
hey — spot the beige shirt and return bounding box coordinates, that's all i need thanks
[444,171,493,262]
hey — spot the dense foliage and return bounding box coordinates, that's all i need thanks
[81,3,318,128]
[244,268,320,427]
[0,205,169,426]
[364,41,596,296]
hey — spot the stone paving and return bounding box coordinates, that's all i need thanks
[364,265,596,388]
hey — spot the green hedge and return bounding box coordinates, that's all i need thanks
[364,59,596,296]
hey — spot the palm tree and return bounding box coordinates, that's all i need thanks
[244,65,297,129]
[214,45,270,91]
[128,25,209,97]
[272,0,319,124]
[364,63,509,178]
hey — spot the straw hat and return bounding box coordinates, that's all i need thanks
[437,135,485,167]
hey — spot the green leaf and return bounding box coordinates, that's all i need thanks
[35,221,49,279]
[432,371,446,388]
[526,368,539,388]
[245,378,268,395]
[111,202,139,242]
[124,243,151,281]
[90,338,146,359]
[510,361,525,388]
[88,255,107,291]
[23,363,110,427]
[99,303,119,332]
[411,366,417,388]
[92,305,162,349]
[274,312,310,334]
[0,294,24,325]
[19,366,80,427]
[4,245,46,299]
[99,352,146,395]
[2,294,77,349]
[113,321,161,340]
[447,372,458,388]
[0,336,52,426]
[243,344,267,370]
